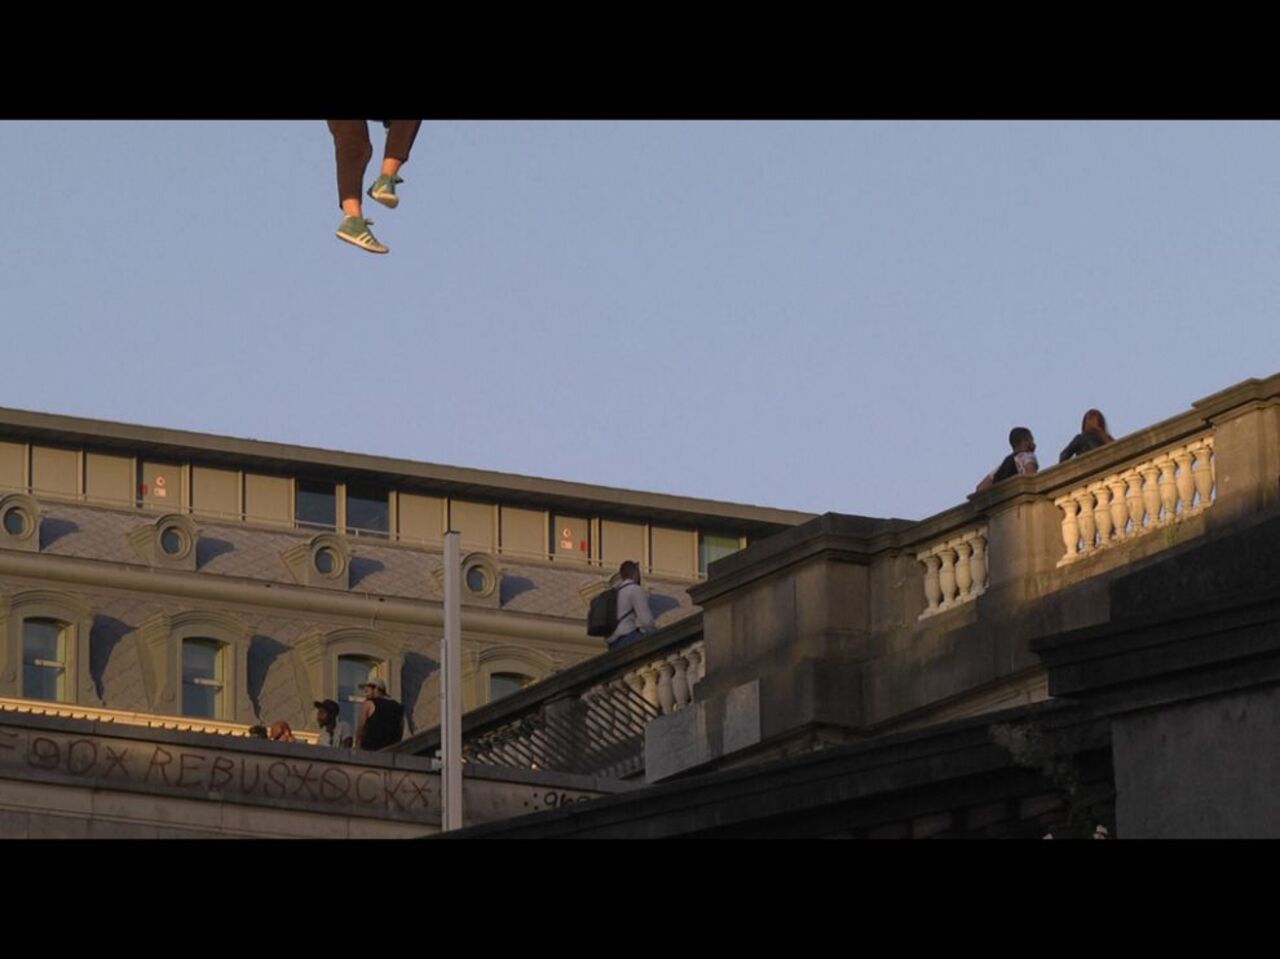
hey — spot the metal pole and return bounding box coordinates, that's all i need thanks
[441,530,463,831]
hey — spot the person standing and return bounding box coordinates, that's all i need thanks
[327,120,422,254]
[354,677,404,750]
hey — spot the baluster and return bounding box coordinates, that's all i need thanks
[669,653,691,709]
[1074,489,1097,554]
[1191,439,1215,508]
[638,665,659,709]
[1107,475,1130,539]
[1155,454,1178,522]
[655,660,676,713]
[687,643,705,686]
[602,683,630,743]
[1140,463,1161,529]
[1124,469,1145,534]
[612,679,640,736]
[937,547,957,610]
[919,552,942,616]
[1173,446,1195,515]
[624,669,645,702]
[1090,481,1112,545]
[1057,496,1080,562]
[1207,438,1217,502]
[953,538,973,600]
[969,532,988,596]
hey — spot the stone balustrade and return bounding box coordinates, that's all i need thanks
[917,527,989,620]
[459,638,706,778]
[1055,435,1215,566]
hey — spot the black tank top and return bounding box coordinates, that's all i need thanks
[361,697,405,750]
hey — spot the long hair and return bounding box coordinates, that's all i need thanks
[1081,409,1114,443]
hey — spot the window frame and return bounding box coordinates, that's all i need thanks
[0,590,92,704]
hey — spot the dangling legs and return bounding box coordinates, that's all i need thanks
[368,120,423,209]
[327,119,388,254]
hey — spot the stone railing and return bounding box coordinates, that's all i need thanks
[1054,436,1215,566]
[464,638,705,779]
[0,697,319,743]
[917,526,989,620]
[393,616,704,779]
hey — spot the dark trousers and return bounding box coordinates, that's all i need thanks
[327,120,423,208]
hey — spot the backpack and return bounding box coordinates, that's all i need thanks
[586,586,620,637]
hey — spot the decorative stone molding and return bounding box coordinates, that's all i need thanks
[291,626,407,709]
[1055,435,1215,566]
[281,532,352,590]
[127,512,199,571]
[134,609,253,721]
[0,493,40,553]
[0,589,94,703]
[476,644,553,702]
[917,527,989,620]
[430,551,503,608]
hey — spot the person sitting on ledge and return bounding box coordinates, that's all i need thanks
[608,560,656,652]
[976,427,1039,493]
[1059,408,1115,462]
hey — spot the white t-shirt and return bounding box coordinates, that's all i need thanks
[315,719,352,748]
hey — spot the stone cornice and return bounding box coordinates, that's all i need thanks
[0,549,595,646]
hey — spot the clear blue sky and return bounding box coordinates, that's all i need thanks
[3,121,1277,520]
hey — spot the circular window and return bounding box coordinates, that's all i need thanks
[2,507,28,537]
[466,565,490,593]
[159,526,186,556]
[315,547,339,575]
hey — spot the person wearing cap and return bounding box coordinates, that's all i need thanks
[314,698,353,749]
[354,676,405,751]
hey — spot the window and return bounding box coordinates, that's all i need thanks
[489,671,534,703]
[296,479,336,530]
[22,618,66,701]
[4,505,28,536]
[337,654,381,733]
[466,566,488,592]
[346,483,389,537]
[182,638,224,719]
[699,532,743,574]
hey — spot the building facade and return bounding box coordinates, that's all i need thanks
[0,405,809,767]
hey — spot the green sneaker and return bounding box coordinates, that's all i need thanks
[335,216,389,254]
[367,174,404,209]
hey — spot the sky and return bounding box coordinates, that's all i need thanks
[2,120,1277,521]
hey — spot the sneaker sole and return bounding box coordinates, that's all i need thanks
[335,230,389,254]
[368,191,399,209]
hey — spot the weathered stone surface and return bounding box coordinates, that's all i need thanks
[1114,686,1280,838]
[0,711,619,838]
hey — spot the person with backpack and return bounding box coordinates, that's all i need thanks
[595,560,656,651]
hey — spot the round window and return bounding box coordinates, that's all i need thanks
[159,526,186,556]
[465,565,492,594]
[2,507,27,537]
[315,547,339,575]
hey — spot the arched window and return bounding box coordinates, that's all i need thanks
[181,638,225,719]
[2,590,92,704]
[489,671,534,703]
[23,618,67,701]
[135,610,250,721]
[337,654,383,732]
[476,646,552,706]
